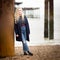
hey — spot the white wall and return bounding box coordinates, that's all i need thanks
[15,0,45,46]
[54,0,60,40]
[14,0,60,46]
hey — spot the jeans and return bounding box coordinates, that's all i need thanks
[21,26,29,52]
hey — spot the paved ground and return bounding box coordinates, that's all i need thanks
[0,45,60,60]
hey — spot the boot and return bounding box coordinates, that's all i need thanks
[27,51,33,56]
[24,52,28,55]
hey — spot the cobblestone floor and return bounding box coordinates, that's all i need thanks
[0,45,60,60]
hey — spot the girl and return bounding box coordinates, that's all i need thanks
[14,8,33,56]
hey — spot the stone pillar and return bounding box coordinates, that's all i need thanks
[0,0,14,57]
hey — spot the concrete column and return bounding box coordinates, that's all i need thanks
[0,0,14,57]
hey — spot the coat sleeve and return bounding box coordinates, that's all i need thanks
[25,16,30,34]
[14,23,19,35]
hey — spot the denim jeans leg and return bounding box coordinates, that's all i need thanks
[21,26,29,52]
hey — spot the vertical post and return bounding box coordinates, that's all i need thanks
[44,0,48,38]
[49,0,54,39]
[0,0,14,57]
[44,0,54,39]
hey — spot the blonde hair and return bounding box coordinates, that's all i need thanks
[14,8,24,23]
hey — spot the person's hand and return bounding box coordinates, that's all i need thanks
[16,34,19,37]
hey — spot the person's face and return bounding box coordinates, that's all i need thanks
[19,9,22,16]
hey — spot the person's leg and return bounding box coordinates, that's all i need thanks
[22,33,29,52]
[21,26,33,56]
[22,33,33,56]
[21,26,29,51]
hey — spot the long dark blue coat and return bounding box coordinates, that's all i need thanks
[14,16,30,41]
